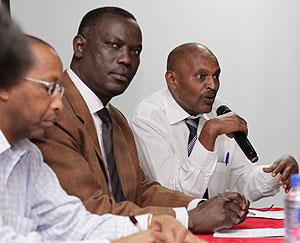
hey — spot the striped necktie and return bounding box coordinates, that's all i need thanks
[185,117,200,157]
[185,117,209,199]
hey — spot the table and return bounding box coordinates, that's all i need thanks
[197,208,284,243]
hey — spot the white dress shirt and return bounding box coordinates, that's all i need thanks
[0,129,153,243]
[130,88,280,202]
[67,69,192,227]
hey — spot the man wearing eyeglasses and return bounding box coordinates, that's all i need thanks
[12,37,65,140]
[0,7,203,243]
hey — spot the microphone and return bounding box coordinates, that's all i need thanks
[216,105,258,163]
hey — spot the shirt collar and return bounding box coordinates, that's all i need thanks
[0,130,11,154]
[67,68,106,114]
[0,138,29,188]
[163,89,202,125]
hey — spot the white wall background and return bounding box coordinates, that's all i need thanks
[11,0,300,207]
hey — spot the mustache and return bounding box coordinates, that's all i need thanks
[202,90,217,98]
[110,68,132,79]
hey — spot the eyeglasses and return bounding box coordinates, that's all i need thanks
[23,76,65,98]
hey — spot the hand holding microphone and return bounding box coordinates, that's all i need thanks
[199,105,258,163]
[216,105,258,163]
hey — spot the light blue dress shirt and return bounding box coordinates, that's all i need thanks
[0,130,139,243]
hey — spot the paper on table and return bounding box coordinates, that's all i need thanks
[247,209,284,219]
[213,228,285,238]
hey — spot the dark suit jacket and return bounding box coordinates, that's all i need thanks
[34,71,195,216]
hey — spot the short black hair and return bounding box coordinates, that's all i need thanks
[77,6,137,36]
[0,6,33,88]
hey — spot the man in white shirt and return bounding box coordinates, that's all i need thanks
[130,42,298,202]
[0,8,201,243]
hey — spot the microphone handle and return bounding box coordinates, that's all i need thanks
[216,105,258,163]
[233,131,258,163]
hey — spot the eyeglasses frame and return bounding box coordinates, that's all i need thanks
[22,76,64,98]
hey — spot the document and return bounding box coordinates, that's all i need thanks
[247,209,284,219]
[213,228,285,238]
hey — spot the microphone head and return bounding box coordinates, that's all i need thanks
[216,105,231,116]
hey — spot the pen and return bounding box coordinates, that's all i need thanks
[225,152,230,166]
[217,193,230,201]
[218,193,255,215]
[129,215,143,231]
[248,211,256,216]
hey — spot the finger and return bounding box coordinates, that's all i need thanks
[151,231,168,243]
[241,200,249,220]
[225,201,245,218]
[240,118,248,126]
[239,194,248,210]
[273,160,295,176]
[163,230,176,243]
[239,212,247,224]
[263,162,279,173]
[184,231,205,243]
[223,192,244,205]
[240,122,248,136]
[235,114,248,127]
[112,230,165,243]
[230,115,248,136]
[285,182,292,193]
[173,228,189,243]
[151,220,163,233]
[225,207,241,225]
[282,178,291,190]
[279,165,293,183]
[245,200,250,212]
[216,111,235,119]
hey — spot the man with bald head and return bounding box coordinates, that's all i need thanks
[131,42,298,203]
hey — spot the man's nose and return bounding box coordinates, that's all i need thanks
[205,76,218,90]
[117,48,131,67]
[51,95,64,112]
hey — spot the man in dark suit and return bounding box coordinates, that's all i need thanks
[34,6,249,233]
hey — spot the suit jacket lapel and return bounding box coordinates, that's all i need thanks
[61,71,132,200]
[61,72,101,152]
[60,71,111,185]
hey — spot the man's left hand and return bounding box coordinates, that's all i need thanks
[263,155,298,192]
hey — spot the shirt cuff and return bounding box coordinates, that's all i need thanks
[173,207,189,228]
[187,198,206,210]
[135,214,151,231]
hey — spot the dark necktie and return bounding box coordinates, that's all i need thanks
[185,117,200,157]
[185,117,209,199]
[97,108,125,202]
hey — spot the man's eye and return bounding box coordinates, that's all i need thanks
[196,74,206,80]
[213,74,220,81]
[130,49,141,56]
[106,42,119,48]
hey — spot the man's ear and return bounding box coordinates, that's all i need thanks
[0,89,10,102]
[73,34,87,58]
[165,70,177,90]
